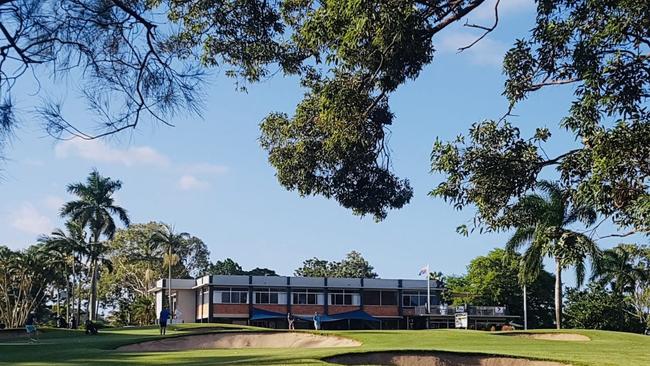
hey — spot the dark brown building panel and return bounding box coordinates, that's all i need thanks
[365,305,399,317]
[328,305,360,315]
[213,304,248,315]
[290,305,325,315]
[254,304,288,313]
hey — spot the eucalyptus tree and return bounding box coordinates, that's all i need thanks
[61,170,129,320]
[506,181,601,329]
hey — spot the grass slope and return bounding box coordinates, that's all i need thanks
[1,323,648,366]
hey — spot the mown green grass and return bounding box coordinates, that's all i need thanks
[0,323,648,365]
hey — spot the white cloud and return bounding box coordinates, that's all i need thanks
[43,195,65,211]
[178,175,210,191]
[11,203,54,235]
[437,32,508,67]
[55,139,170,167]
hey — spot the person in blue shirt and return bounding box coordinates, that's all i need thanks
[159,307,170,335]
[25,312,38,342]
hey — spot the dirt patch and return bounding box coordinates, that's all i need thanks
[117,332,361,352]
[501,333,590,341]
[326,352,570,366]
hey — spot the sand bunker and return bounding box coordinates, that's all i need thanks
[326,352,570,366]
[501,333,590,341]
[118,332,361,352]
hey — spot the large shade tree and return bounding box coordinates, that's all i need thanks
[445,248,556,328]
[505,181,601,329]
[61,169,130,321]
[295,251,378,278]
[101,222,210,325]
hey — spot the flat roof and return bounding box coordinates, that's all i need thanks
[151,275,445,292]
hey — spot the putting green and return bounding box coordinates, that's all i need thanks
[0,323,648,365]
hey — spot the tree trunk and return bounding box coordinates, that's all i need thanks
[555,260,562,329]
[89,231,100,321]
[76,277,82,327]
[75,261,81,327]
[89,259,98,321]
[168,245,173,314]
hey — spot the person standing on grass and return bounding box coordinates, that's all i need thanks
[25,312,38,342]
[287,312,295,330]
[159,307,171,335]
[313,312,321,331]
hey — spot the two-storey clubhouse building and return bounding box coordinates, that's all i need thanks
[151,275,515,330]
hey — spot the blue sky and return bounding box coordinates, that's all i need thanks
[0,0,640,281]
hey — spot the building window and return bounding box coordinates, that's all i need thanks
[364,290,397,306]
[291,288,323,305]
[254,288,287,304]
[381,291,398,305]
[214,287,248,304]
[328,290,360,306]
[402,291,438,308]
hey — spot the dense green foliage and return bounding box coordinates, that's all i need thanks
[431,0,650,234]
[445,249,555,329]
[205,258,278,276]
[295,250,377,278]
[592,243,650,330]
[564,283,644,333]
[0,245,60,328]
[100,222,210,325]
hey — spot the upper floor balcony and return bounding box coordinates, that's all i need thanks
[415,305,508,317]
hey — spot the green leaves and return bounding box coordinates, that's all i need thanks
[260,73,412,221]
[430,121,544,229]
[294,250,377,278]
[433,0,650,235]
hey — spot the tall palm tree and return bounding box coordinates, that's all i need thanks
[61,169,129,321]
[150,223,189,315]
[506,180,601,329]
[39,221,88,324]
[592,244,648,295]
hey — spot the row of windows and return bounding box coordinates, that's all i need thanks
[209,288,437,307]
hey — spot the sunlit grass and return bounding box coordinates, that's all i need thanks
[1,324,648,365]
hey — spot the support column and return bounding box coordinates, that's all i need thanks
[286,277,292,314]
[323,278,329,315]
[248,276,253,323]
[208,286,214,323]
[359,278,364,310]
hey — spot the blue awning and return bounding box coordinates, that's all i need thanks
[298,310,380,322]
[296,314,337,322]
[330,310,380,322]
[250,308,286,320]
[251,308,380,322]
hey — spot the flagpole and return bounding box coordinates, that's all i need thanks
[523,284,528,330]
[427,264,431,314]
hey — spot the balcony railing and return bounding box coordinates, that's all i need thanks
[415,305,507,316]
